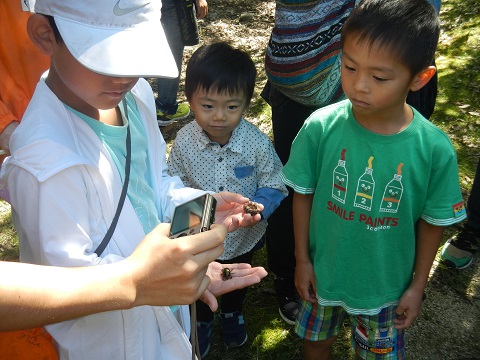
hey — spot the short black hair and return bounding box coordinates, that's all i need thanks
[341,0,439,75]
[185,42,257,105]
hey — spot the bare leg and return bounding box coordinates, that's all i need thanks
[304,337,336,360]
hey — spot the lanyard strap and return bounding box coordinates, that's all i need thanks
[94,99,131,256]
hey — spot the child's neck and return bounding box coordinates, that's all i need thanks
[45,69,123,126]
[99,107,123,126]
[353,103,413,135]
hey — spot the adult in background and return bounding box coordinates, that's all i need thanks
[155,0,208,126]
[0,0,49,157]
[261,0,358,325]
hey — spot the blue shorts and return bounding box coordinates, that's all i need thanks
[295,300,405,360]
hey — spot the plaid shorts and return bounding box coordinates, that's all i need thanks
[295,301,405,360]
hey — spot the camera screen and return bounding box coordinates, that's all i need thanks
[170,196,205,234]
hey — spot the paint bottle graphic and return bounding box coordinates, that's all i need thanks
[354,156,375,211]
[332,148,348,204]
[380,163,404,213]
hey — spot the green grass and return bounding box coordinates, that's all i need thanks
[431,0,480,179]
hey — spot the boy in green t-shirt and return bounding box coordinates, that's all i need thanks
[281,0,466,358]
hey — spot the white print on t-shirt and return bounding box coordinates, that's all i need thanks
[379,163,404,213]
[332,148,348,204]
[354,156,375,211]
[329,153,406,232]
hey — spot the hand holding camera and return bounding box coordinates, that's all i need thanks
[169,192,264,238]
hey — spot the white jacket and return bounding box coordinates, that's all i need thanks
[1,77,204,359]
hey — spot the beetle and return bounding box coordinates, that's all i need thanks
[221,268,234,281]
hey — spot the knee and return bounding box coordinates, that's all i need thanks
[304,337,336,360]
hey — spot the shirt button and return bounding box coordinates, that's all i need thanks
[219,186,224,191]
[218,157,223,162]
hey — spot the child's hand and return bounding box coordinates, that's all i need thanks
[129,223,226,307]
[213,192,263,232]
[294,260,317,303]
[199,262,268,311]
[393,286,424,329]
[195,0,208,19]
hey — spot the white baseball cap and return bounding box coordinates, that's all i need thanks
[34,0,178,78]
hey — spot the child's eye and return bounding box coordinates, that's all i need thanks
[202,104,214,109]
[344,64,355,72]
[228,105,239,110]
[373,76,388,82]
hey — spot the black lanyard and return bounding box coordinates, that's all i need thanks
[94,98,131,256]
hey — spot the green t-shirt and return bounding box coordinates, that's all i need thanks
[282,100,466,314]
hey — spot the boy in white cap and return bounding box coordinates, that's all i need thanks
[1,0,265,358]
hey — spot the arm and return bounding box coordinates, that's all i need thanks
[0,121,18,154]
[250,137,288,219]
[293,192,316,303]
[251,188,286,219]
[0,223,226,331]
[394,219,444,329]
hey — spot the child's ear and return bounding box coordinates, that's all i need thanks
[27,14,57,56]
[409,66,436,92]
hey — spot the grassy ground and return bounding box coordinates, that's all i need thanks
[1,0,479,359]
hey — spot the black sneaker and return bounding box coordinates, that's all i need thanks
[440,224,480,269]
[278,296,300,325]
[275,277,300,325]
[219,311,248,349]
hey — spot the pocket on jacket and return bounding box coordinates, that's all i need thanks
[234,166,254,179]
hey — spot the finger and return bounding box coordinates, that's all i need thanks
[198,272,212,294]
[253,203,265,211]
[226,217,240,232]
[178,224,227,255]
[240,213,261,226]
[215,275,262,295]
[308,284,317,301]
[199,290,218,312]
[150,222,173,237]
[297,285,311,302]
[229,266,268,279]
[215,191,249,206]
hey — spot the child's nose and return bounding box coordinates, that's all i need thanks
[213,108,225,121]
[353,73,369,93]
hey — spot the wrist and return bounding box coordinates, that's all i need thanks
[409,276,428,293]
[112,259,138,309]
[295,254,311,264]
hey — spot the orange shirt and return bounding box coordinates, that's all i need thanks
[0,1,50,134]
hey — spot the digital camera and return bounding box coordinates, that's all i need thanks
[169,194,217,238]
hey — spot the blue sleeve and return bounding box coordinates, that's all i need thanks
[251,187,287,220]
